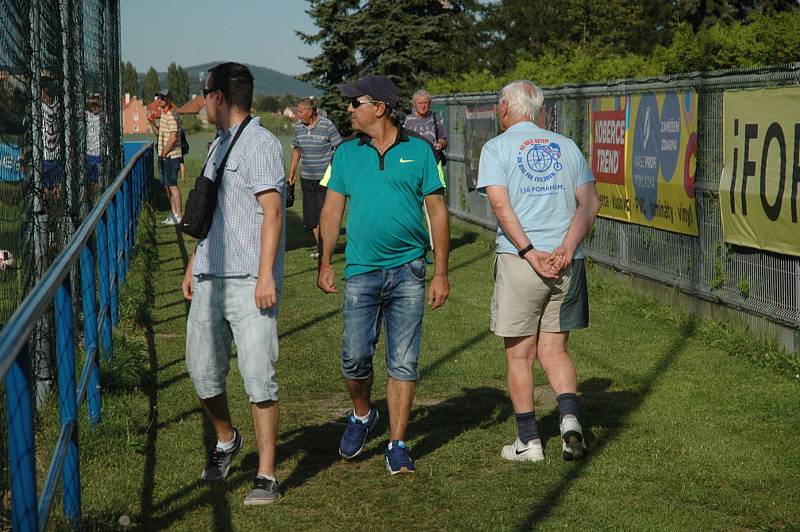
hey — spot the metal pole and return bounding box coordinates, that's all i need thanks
[54,280,81,526]
[5,346,38,532]
[80,245,102,425]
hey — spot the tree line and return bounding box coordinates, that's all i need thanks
[298,0,799,132]
[121,62,192,105]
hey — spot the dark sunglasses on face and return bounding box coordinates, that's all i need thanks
[350,97,379,108]
[203,87,220,97]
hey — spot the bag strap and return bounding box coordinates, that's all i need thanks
[432,112,439,143]
[214,115,253,182]
[198,115,253,182]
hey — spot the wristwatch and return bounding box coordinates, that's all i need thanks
[517,243,534,257]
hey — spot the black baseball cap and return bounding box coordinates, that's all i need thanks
[338,74,399,108]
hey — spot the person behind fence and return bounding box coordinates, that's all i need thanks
[317,74,450,475]
[85,93,102,196]
[148,88,183,225]
[181,62,286,505]
[288,97,342,258]
[476,80,600,463]
[41,79,63,204]
[403,89,447,155]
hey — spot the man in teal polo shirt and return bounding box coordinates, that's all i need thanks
[318,74,450,475]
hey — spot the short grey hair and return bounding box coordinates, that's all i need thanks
[499,80,543,120]
[412,89,431,101]
[298,97,317,113]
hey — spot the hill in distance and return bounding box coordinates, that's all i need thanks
[138,61,320,98]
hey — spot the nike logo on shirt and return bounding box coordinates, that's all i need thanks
[399,158,415,163]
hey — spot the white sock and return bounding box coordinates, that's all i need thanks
[256,473,277,482]
[353,409,371,423]
[217,433,237,451]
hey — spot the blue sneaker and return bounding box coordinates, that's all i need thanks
[385,440,415,475]
[339,407,378,459]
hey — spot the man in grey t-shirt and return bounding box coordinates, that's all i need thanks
[403,89,447,152]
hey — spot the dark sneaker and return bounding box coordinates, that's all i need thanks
[339,407,378,459]
[201,428,243,481]
[385,440,415,475]
[244,476,281,506]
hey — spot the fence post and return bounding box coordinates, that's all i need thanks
[80,245,102,426]
[55,280,81,526]
[5,345,38,532]
[107,199,119,326]
[96,219,112,361]
[116,190,126,284]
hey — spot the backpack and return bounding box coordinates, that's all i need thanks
[180,128,189,155]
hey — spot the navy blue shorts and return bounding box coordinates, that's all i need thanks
[158,157,180,187]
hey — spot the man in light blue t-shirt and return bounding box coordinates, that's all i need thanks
[477,80,600,464]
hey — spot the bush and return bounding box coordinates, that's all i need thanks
[182,114,203,133]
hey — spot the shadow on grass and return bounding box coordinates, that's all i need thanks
[515,316,698,530]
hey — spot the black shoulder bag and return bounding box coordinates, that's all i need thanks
[181,115,252,239]
[432,112,447,167]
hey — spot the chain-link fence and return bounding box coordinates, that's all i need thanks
[435,63,800,349]
[1,0,122,526]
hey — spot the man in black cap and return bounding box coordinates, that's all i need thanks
[148,88,183,224]
[318,74,451,475]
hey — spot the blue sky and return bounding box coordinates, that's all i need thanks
[120,0,321,75]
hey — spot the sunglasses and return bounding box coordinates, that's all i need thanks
[203,87,221,97]
[350,97,379,108]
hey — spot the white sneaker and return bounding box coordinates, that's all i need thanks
[310,251,319,259]
[501,438,544,462]
[560,414,587,461]
[162,214,180,225]
[161,216,173,224]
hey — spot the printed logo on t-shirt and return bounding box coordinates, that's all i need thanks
[516,138,564,195]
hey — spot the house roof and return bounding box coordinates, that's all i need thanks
[121,96,146,112]
[176,95,205,114]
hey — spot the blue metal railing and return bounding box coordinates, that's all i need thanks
[0,143,153,531]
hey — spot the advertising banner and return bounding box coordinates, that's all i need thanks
[465,103,497,190]
[626,91,698,235]
[0,144,22,183]
[589,97,629,221]
[589,92,698,235]
[719,87,800,257]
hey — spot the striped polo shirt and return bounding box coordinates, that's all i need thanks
[157,107,182,159]
[291,116,342,180]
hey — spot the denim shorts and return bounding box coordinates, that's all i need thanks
[186,276,279,403]
[158,156,180,187]
[341,257,426,382]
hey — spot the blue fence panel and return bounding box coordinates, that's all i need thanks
[0,142,153,531]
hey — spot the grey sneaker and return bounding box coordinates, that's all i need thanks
[201,428,243,481]
[244,476,281,506]
[560,414,587,461]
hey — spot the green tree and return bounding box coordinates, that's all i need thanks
[121,61,139,98]
[142,67,160,102]
[299,0,480,132]
[167,63,190,105]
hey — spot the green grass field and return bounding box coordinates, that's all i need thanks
[36,132,800,531]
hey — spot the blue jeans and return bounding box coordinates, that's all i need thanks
[341,258,426,382]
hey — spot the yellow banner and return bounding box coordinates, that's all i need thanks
[589,97,629,221]
[626,91,698,235]
[589,92,698,235]
[719,87,800,257]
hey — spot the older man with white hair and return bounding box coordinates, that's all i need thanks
[403,89,447,153]
[477,80,600,463]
